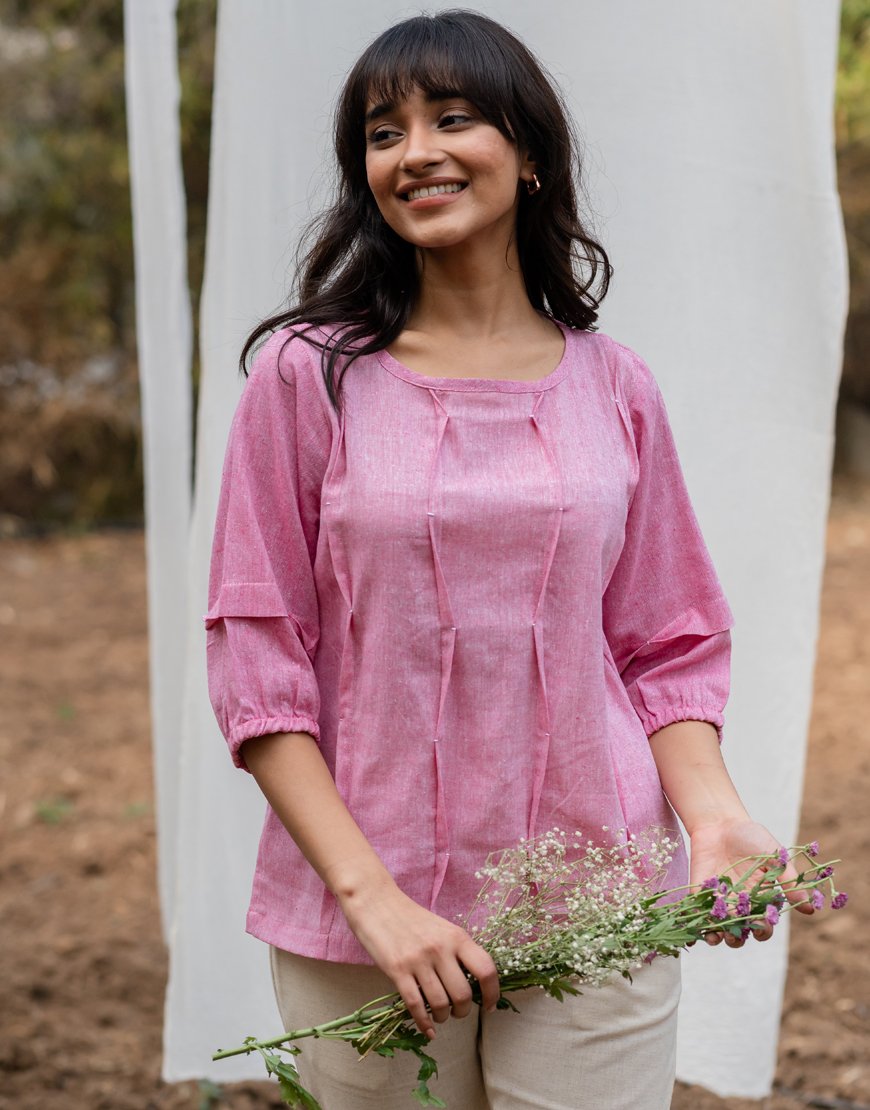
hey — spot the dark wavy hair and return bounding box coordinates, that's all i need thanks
[239,9,612,413]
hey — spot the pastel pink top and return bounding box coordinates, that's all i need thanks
[205,322,734,963]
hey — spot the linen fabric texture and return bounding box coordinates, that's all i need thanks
[205,322,734,963]
[268,945,681,1109]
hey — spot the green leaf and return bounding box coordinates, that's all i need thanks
[411,1053,446,1107]
[543,976,581,1002]
[414,1053,439,1083]
[412,1084,447,1108]
[275,1070,321,1110]
[261,1049,322,1110]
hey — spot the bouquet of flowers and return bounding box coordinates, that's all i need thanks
[212,828,846,1109]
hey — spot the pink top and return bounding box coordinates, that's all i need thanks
[205,321,734,963]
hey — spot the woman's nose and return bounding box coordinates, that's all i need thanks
[399,122,445,172]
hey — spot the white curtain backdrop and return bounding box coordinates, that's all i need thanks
[125,0,848,1096]
[123,0,192,937]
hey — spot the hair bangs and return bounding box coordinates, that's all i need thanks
[351,15,519,143]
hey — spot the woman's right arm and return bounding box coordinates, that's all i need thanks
[241,730,500,1038]
[207,336,496,1033]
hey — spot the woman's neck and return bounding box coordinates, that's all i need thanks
[410,240,541,340]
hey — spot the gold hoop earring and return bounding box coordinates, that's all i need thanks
[526,173,541,196]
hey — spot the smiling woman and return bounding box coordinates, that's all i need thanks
[204,10,813,1110]
[237,10,611,402]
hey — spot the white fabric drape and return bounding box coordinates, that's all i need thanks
[123,0,192,937]
[125,0,847,1095]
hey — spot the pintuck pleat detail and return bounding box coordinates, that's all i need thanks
[323,412,356,718]
[426,391,455,907]
[526,394,566,838]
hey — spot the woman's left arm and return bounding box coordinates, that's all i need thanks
[604,345,814,943]
[648,719,815,945]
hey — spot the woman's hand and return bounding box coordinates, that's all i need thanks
[647,722,816,949]
[689,817,816,948]
[338,874,500,1040]
[241,732,500,1038]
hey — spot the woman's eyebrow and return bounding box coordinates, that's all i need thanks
[364,90,468,126]
[364,102,394,126]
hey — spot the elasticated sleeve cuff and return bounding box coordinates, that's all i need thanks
[227,714,321,772]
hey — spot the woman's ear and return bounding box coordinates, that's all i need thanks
[519,150,538,188]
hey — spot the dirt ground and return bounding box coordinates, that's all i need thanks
[1,477,868,1110]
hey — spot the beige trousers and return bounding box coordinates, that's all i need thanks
[269,946,681,1110]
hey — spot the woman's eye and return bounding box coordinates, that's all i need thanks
[368,127,398,144]
[440,113,472,127]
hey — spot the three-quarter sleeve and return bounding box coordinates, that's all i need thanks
[602,344,734,741]
[204,331,332,770]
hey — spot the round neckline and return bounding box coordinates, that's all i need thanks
[375,320,573,393]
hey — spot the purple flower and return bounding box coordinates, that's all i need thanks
[736,891,751,916]
[740,926,752,941]
[701,876,719,890]
[832,892,849,910]
[765,904,780,926]
[811,889,824,910]
[776,846,789,867]
[719,881,729,894]
[807,840,820,858]
[817,866,834,880]
[711,896,729,921]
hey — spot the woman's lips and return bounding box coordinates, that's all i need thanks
[402,183,468,208]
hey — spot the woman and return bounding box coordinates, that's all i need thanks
[205,11,813,1108]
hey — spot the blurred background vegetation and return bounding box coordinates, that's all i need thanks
[0,0,867,531]
[0,0,213,530]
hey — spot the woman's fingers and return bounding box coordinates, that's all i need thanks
[433,960,473,1020]
[416,970,453,1024]
[458,940,500,1012]
[396,948,489,1036]
[752,922,773,941]
[396,974,436,1039]
[389,943,497,1036]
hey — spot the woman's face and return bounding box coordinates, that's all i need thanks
[363,84,536,254]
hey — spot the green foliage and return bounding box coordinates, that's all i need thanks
[176,0,216,394]
[34,796,74,824]
[122,800,150,819]
[837,0,870,413]
[0,0,133,370]
[838,0,870,146]
[0,0,215,527]
[368,1024,446,1107]
[197,1079,224,1110]
[0,2,864,523]
[259,1046,321,1110]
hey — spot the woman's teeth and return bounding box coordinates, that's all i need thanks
[406,183,465,201]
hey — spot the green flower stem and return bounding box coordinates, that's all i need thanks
[212,996,405,1060]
